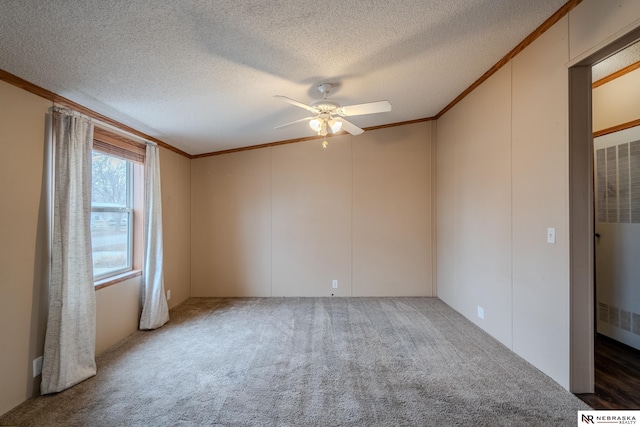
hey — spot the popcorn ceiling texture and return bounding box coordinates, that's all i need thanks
[592,40,640,82]
[0,1,567,154]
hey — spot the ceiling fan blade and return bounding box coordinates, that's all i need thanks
[274,95,319,113]
[339,118,364,135]
[338,100,391,117]
[273,116,316,130]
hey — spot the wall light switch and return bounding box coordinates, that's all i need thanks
[547,227,556,244]
[166,290,171,300]
[332,280,338,289]
[477,306,484,319]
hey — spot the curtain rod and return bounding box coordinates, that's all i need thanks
[51,103,154,146]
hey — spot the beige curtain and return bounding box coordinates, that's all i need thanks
[139,143,169,330]
[41,107,96,394]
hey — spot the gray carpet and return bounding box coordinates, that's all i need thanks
[1,297,589,426]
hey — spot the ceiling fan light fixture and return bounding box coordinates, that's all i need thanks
[309,118,322,132]
[328,118,342,133]
[319,120,328,136]
[275,87,390,140]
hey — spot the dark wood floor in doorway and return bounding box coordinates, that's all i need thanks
[577,334,640,409]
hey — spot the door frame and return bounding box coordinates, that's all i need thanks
[569,26,640,393]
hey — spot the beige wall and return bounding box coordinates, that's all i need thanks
[436,0,640,391]
[353,125,433,296]
[511,18,570,387]
[95,277,141,355]
[0,81,192,415]
[0,80,51,416]
[190,148,272,296]
[593,67,640,132]
[191,122,434,297]
[569,0,640,62]
[272,134,353,296]
[160,147,192,308]
[436,64,513,347]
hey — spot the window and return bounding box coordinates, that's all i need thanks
[91,152,133,279]
[91,127,146,285]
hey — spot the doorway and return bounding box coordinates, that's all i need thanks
[588,43,640,409]
[569,30,640,404]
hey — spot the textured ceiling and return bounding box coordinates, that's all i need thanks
[0,0,568,155]
[592,40,640,82]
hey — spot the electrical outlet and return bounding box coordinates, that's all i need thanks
[477,306,485,320]
[332,280,338,289]
[33,356,43,377]
[166,290,171,301]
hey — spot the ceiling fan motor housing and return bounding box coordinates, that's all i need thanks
[310,100,340,113]
[317,83,333,98]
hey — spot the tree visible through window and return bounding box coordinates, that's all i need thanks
[91,151,133,279]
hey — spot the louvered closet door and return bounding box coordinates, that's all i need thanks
[594,125,640,351]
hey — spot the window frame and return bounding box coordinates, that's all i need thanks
[92,127,146,288]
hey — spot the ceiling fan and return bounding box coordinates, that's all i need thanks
[274,83,391,147]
